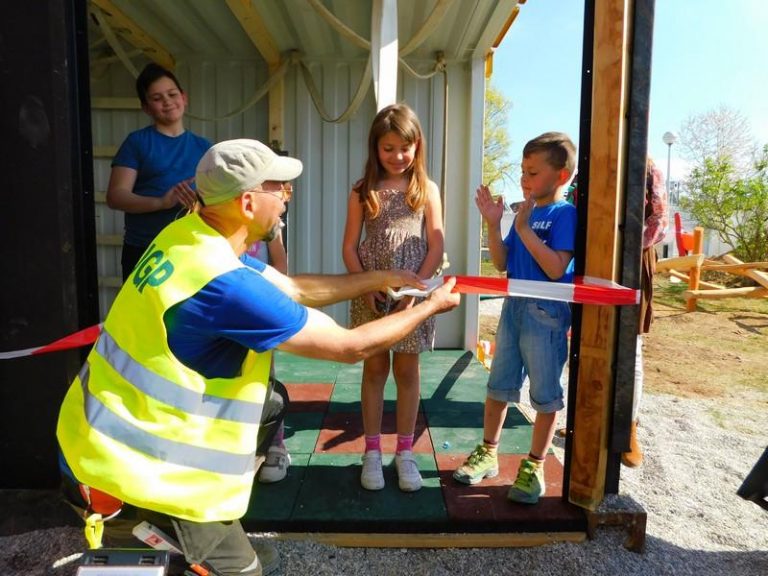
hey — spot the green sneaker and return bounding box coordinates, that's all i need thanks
[507,458,545,504]
[453,444,499,485]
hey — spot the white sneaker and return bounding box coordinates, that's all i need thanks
[361,450,385,490]
[258,445,291,483]
[395,450,422,492]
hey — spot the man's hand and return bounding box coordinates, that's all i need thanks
[380,270,425,292]
[392,294,415,313]
[426,276,460,314]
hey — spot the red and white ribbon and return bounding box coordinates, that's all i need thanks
[3,275,637,360]
[449,275,639,306]
[0,324,102,360]
[391,275,639,306]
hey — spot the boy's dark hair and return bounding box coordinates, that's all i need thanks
[523,132,576,174]
[135,63,183,105]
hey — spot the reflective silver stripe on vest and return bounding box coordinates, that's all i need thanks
[79,360,256,476]
[96,330,263,424]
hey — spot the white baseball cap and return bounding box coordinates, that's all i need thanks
[195,139,303,206]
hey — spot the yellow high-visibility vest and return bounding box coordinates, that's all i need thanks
[57,214,271,522]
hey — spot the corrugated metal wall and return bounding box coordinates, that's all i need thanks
[90,56,476,347]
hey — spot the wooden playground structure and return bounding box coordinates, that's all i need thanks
[655,221,768,312]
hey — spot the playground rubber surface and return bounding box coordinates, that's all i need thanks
[244,350,585,535]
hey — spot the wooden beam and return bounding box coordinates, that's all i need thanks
[93,146,118,158]
[685,227,705,312]
[665,270,724,290]
[90,0,175,70]
[98,276,123,289]
[96,234,123,246]
[684,286,768,300]
[91,97,140,110]
[225,0,280,65]
[569,0,632,511]
[655,254,705,273]
[224,0,284,147]
[722,254,768,289]
[274,531,587,548]
[702,261,768,273]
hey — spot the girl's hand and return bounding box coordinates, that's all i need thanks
[365,291,387,314]
[392,294,415,313]
[475,184,504,226]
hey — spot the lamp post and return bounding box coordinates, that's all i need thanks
[662,131,678,197]
[662,131,678,255]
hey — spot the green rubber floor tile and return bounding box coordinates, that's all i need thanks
[244,452,311,522]
[421,388,487,414]
[291,453,447,524]
[328,378,399,413]
[332,364,364,384]
[274,351,341,383]
[283,412,325,454]
[428,409,533,454]
[421,356,490,412]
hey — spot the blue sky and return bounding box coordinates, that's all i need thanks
[492,0,768,201]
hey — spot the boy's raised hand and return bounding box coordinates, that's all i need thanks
[475,184,504,226]
[514,195,535,232]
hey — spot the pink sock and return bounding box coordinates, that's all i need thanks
[396,434,414,454]
[364,435,381,453]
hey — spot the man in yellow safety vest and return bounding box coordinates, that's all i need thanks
[57,139,460,576]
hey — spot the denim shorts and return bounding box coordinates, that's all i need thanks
[486,297,571,413]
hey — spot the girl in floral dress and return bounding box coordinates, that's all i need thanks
[342,103,445,492]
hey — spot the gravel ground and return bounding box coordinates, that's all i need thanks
[2,404,766,576]
[2,300,766,575]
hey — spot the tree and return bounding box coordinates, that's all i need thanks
[681,146,768,263]
[678,105,756,173]
[483,84,514,190]
[479,85,514,257]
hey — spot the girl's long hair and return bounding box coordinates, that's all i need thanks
[354,103,429,219]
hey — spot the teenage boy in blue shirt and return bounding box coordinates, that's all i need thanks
[454,132,577,504]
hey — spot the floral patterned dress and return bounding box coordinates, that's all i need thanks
[349,189,435,353]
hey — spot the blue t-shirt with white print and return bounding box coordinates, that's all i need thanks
[503,200,577,282]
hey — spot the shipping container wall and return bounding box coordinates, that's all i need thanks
[90,57,474,347]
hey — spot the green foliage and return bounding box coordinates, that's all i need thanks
[480,85,514,248]
[483,84,514,190]
[681,145,768,262]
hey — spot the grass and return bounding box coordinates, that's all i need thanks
[480,259,503,278]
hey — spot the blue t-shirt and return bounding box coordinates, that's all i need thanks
[59,254,307,479]
[112,126,212,247]
[164,254,308,379]
[503,200,577,283]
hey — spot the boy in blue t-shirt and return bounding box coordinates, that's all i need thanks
[454,132,577,504]
[108,63,212,281]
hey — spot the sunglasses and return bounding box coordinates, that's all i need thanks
[254,182,293,202]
